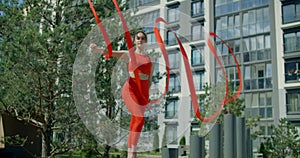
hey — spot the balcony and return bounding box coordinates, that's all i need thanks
[285,71,300,83]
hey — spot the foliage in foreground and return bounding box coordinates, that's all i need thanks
[259,118,300,158]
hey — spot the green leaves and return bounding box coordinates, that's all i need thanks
[260,118,300,157]
[1,0,132,156]
[0,0,98,156]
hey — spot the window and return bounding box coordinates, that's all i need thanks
[165,124,177,144]
[244,68,251,89]
[244,63,272,90]
[140,10,160,44]
[165,99,178,119]
[234,39,241,53]
[250,37,256,51]
[193,71,205,91]
[190,97,203,117]
[147,33,156,44]
[215,0,240,16]
[191,47,204,66]
[168,52,180,69]
[243,38,250,52]
[286,90,300,114]
[142,10,159,26]
[265,63,272,88]
[230,67,237,81]
[245,92,272,119]
[257,35,264,50]
[133,0,159,7]
[225,67,240,87]
[285,59,300,82]
[242,7,270,36]
[216,40,235,55]
[169,74,180,93]
[216,39,241,66]
[216,69,223,82]
[167,5,179,23]
[265,35,271,49]
[259,92,273,118]
[267,126,273,135]
[191,0,204,17]
[243,35,271,62]
[244,65,251,77]
[215,14,240,40]
[144,0,157,4]
[241,0,268,10]
[284,30,300,53]
[150,62,161,99]
[167,30,177,46]
[191,23,204,41]
[258,125,273,136]
[282,2,300,24]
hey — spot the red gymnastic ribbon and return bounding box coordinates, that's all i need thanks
[89,0,242,122]
[208,32,242,105]
[88,0,147,103]
[111,0,149,103]
[88,0,112,59]
[153,18,242,122]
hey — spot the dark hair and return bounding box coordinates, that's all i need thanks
[134,30,147,42]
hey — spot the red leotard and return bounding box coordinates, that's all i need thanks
[121,53,152,148]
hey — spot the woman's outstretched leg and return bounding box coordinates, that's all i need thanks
[127,115,145,158]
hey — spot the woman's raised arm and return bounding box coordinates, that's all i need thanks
[90,43,129,59]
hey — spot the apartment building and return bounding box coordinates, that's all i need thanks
[130,0,300,151]
[279,0,300,134]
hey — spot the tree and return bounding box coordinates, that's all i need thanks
[260,118,300,157]
[0,0,128,157]
[216,81,245,124]
[192,81,245,131]
[179,136,186,146]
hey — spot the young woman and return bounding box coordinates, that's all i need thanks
[90,31,154,158]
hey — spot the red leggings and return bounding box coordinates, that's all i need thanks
[127,115,145,148]
[122,80,149,149]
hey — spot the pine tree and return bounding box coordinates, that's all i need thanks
[0,0,128,157]
[261,118,300,157]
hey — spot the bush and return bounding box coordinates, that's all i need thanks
[179,136,186,146]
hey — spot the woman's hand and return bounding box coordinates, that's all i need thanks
[89,43,107,54]
[89,43,98,50]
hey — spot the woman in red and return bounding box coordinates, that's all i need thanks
[90,31,154,158]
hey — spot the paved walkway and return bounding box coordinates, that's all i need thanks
[138,155,161,158]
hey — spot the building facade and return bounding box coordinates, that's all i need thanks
[131,0,300,151]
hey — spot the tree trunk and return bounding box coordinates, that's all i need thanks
[41,126,52,158]
[103,144,111,158]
